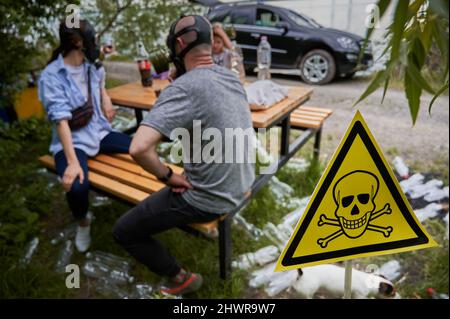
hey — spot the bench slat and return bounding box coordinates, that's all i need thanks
[95,154,160,181]
[291,113,326,121]
[298,106,333,115]
[88,159,165,193]
[38,155,221,237]
[39,155,151,204]
[111,153,184,175]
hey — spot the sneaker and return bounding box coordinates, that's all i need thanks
[75,224,91,253]
[159,272,203,295]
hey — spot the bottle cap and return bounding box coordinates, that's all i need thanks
[261,36,268,41]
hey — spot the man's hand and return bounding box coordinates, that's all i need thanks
[167,173,193,193]
[62,162,84,192]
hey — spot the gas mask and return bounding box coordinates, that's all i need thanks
[60,20,101,68]
[166,15,212,77]
[80,21,101,68]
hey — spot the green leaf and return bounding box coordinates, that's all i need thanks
[407,56,436,94]
[428,79,449,114]
[390,0,409,61]
[381,76,391,104]
[404,70,422,125]
[353,70,389,107]
[428,0,449,20]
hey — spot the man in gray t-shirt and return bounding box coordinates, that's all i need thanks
[113,15,255,295]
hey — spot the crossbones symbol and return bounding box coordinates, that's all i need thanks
[317,170,393,248]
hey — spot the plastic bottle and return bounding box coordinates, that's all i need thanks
[86,250,132,273]
[19,237,39,266]
[230,40,246,84]
[83,260,134,284]
[51,223,77,245]
[55,240,74,273]
[257,36,272,81]
[136,41,153,87]
[95,277,129,299]
[393,156,409,179]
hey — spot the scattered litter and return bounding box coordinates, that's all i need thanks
[232,245,279,270]
[128,283,155,299]
[426,287,449,299]
[249,262,277,288]
[95,277,129,299]
[92,196,111,207]
[414,203,444,222]
[19,237,39,267]
[280,198,310,229]
[262,222,289,249]
[392,156,410,180]
[86,250,133,273]
[286,157,309,172]
[269,176,294,198]
[424,186,449,202]
[233,213,264,240]
[400,173,425,193]
[51,223,77,245]
[55,240,74,273]
[408,179,444,199]
[83,260,134,284]
[265,269,298,297]
[378,260,401,281]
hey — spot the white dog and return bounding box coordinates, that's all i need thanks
[292,264,400,299]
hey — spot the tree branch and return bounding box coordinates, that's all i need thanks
[97,0,133,41]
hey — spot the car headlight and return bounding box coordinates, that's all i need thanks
[337,37,359,52]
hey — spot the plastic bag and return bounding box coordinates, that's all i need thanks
[245,80,289,111]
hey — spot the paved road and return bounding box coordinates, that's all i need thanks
[266,74,449,172]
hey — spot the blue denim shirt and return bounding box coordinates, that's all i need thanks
[38,54,112,157]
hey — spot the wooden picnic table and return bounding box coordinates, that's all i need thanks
[105,79,317,279]
[108,79,313,129]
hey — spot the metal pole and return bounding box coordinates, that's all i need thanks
[344,260,353,299]
[347,0,353,31]
[331,0,336,27]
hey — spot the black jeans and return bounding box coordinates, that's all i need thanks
[54,131,132,220]
[112,187,219,277]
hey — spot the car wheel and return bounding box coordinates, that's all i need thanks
[299,49,336,85]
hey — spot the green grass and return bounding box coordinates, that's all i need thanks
[1,119,447,299]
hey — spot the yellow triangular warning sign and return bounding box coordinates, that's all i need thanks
[275,111,438,271]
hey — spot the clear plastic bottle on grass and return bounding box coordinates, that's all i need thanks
[55,240,73,273]
[86,250,132,273]
[83,260,134,284]
[20,237,39,267]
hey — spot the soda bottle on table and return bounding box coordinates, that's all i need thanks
[257,36,272,81]
[136,41,153,87]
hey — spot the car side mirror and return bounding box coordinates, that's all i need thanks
[275,22,289,34]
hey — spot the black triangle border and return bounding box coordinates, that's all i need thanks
[282,120,429,267]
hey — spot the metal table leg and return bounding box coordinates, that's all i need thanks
[313,127,322,161]
[219,217,232,279]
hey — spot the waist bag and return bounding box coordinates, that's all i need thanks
[69,66,93,130]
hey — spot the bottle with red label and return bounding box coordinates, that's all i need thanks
[136,41,153,87]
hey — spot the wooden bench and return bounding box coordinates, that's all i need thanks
[289,105,333,160]
[38,154,223,238]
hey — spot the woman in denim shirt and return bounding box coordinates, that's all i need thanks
[38,20,131,253]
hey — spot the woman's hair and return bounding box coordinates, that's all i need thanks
[47,19,89,65]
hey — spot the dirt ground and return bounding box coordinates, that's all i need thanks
[265,74,449,172]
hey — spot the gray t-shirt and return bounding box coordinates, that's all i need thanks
[141,64,255,214]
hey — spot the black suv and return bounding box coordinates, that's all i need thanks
[204,2,373,85]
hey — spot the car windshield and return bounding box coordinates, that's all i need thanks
[286,10,322,28]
